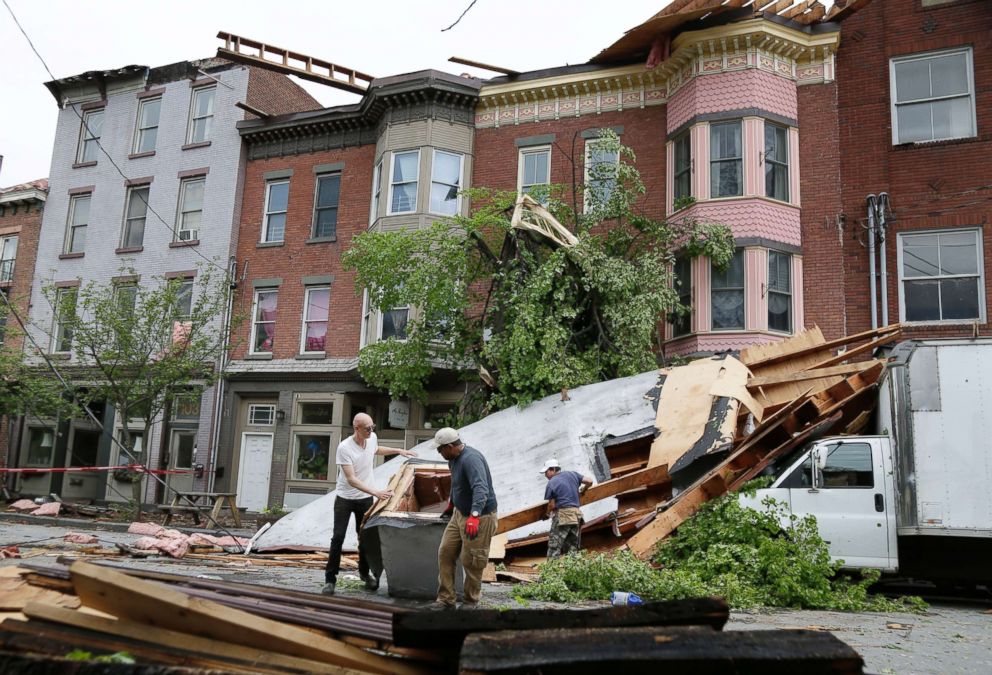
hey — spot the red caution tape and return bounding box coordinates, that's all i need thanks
[0,465,192,475]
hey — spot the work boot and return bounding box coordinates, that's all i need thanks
[361,573,380,591]
[459,602,480,610]
[427,601,455,611]
[321,582,335,596]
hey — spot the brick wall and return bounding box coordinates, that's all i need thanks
[0,189,45,469]
[472,107,668,221]
[834,0,992,339]
[798,81,846,339]
[233,144,376,360]
[245,67,322,120]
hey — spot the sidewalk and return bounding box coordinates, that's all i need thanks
[0,509,256,537]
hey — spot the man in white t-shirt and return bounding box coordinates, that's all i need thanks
[322,412,416,595]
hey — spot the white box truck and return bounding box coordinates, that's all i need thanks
[741,339,992,584]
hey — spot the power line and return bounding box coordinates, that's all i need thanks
[2,0,231,278]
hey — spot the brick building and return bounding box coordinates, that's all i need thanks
[10,58,318,503]
[824,0,992,340]
[214,71,479,511]
[0,179,46,476]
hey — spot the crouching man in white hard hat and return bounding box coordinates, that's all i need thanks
[540,458,594,559]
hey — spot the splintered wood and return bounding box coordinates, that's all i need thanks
[622,324,900,558]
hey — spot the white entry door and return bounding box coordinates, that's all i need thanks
[237,432,273,511]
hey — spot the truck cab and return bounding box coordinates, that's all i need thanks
[740,435,899,572]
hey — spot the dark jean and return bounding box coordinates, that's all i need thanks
[325,495,374,584]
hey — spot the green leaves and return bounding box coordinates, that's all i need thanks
[515,488,927,613]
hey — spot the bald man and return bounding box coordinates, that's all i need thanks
[322,413,416,595]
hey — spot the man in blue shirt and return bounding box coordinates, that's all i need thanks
[434,427,498,609]
[542,458,593,558]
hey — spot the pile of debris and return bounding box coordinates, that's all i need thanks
[0,559,865,672]
[361,325,901,572]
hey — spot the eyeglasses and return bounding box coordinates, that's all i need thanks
[356,423,375,431]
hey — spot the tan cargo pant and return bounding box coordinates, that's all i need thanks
[437,509,497,606]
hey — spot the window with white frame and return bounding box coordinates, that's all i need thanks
[899,229,983,322]
[122,186,149,248]
[711,249,745,330]
[187,87,216,144]
[76,109,104,163]
[764,124,789,202]
[673,133,691,205]
[313,174,340,238]
[115,284,138,317]
[891,48,975,145]
[65,194,90,254]
[389,150,419,214]
[0,235,17,282]
[381,306,409,341]
[250,289,278,353]
[174,278,194,319]
[767,251,792,333]
[263,180,289,242]
[248,404,276,426]
[301,286,330,353]
[671,256,692,338]
[518,146,551,204]
[177,178,204,241]
[430,150,463,215]
[370,160,382,224]
[133,97,161,154]
[710,122,742,198]
[584,139,619,213]
[52,287,77,353]
[360,288,373,346]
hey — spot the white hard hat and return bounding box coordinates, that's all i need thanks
[539,458,561,474]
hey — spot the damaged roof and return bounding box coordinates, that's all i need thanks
[591,0,872,64]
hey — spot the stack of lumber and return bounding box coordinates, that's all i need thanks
[498,324,902,562]
[0,561,863,673]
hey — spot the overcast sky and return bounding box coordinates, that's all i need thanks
[0,0,671,187]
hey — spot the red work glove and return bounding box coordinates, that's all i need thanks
[465,515,480,540]
[440,499,454,521]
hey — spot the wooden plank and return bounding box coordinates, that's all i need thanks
[743,324,900,371]
[747,360,885,388]
[22,602,362,675]
[806,332,901,371]
[458,626,864,674]
[627,363,884,558]
[68,561,426,675]
[495,464,670,535]
[391,597,729,648]
[0,618,283,673]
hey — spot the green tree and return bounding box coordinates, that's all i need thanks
[344,131,733,417]
[32,265,238,515]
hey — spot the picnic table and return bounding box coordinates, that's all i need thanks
[159,491,242,528]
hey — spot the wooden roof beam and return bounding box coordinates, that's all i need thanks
[216,31,373,95]
[449,56,520,76]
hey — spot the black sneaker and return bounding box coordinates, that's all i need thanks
[360,573,380,591]
[321,582,335,595]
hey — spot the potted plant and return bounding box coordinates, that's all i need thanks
[256,504,288,529]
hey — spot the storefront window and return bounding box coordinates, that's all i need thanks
[293,434,331,481]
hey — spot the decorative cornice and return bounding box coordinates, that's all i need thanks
[474,18,840,129]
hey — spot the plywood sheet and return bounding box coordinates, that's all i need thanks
[649,357,751,469]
